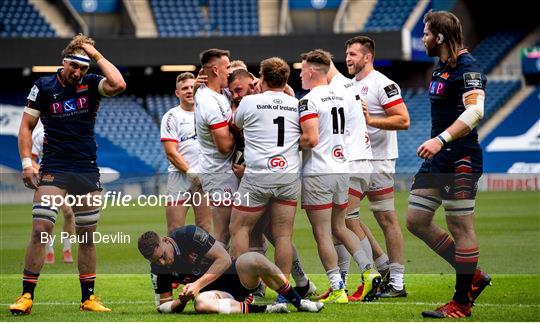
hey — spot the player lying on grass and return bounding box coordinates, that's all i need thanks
[138,225,324,314]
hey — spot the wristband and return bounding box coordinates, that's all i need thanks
[91,51,103,62]
[435,130,452,145]
[22,157,33,169]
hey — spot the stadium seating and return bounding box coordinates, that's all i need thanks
[363,0,418,32]
[208,0,259,36]
[95,95,169,174]
[395,80,521,173]
[471,31,527,74]
[150,0,210,37]
[151,0,258,37]
[0,0,56,37]
[146,94,177,121]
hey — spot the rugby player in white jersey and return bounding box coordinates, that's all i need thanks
[299,49,381,304]
[194,49,236,246]
[230,56,300,279]
[346,36,410,297]
[227,62,316,300]
[160,72,211,234]
[309,55,378,302]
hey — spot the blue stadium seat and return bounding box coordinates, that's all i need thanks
[96,95,166,172]
[0,0,56,38]
[471,31,527,74]
[208,0,259,36]
[150,0,214,37]
[363,0,418,32]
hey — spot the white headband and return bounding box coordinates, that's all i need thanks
[64,53,91,66]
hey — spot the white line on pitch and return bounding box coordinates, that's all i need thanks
[1,301,538,308]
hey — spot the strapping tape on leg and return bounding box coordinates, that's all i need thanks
[370,198,395,212]
[32,204,58,224]
[74,208,100,227]
[345,208,360,220]
[408,194,442,213]
[442,199,475,216]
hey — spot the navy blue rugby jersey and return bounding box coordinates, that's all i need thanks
[428,49,486,148]
[27,69,104,162]
[150,225,216,284]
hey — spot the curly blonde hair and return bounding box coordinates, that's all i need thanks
[61,33,95,57]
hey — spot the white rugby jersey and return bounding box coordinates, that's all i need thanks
[352,70,403,159]
[160,106,199,173]
[234,91,300,182]
[300,85,350,175]
[330,73,372,161]
[31,120,44,159]
[194,85,234,173]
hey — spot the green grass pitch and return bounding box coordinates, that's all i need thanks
[1,191,539,321]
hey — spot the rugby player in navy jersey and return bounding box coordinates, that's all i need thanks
[138,225,323,314]
[405,11,491,318]
[10,34,126,315]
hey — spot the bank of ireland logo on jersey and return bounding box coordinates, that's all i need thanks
[268,155,288,172]
[332,145,345,163]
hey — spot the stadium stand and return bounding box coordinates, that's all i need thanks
[95,95,168,174]
[150,0,210,37]
[471,31,527,74]
[151,0,258,37]
[0,0,56,37]
[208,0,258,36]
[146,94,176,121]
[395,80,521,173]
[363,0,418,32]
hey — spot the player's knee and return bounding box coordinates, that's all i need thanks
[370,198,395,213]
[61,205,74,219]
[194,293,217,314]
[345,208,360,220]
[442,199,475,217]
[32,203,58,225]
[74,208,100,228]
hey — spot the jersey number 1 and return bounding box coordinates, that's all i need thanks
[273,116,284,147]
[331,107,345,134]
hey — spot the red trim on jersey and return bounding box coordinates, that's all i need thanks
[31,153,39,158]
[348,187,365,199]
[333,202,349,209]
[382,98,403,109]
[211,200,234,207]
[56,73,66,87]
[274,199,297,207]
[300,113,318,123]
[366,187,394,197]
[160,138,179,143]
[165,199,188,207]
[232,204,266,212]
[210,121,229,130]
[302,203,332,210]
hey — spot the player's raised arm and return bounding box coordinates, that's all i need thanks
[77,36,126,97]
